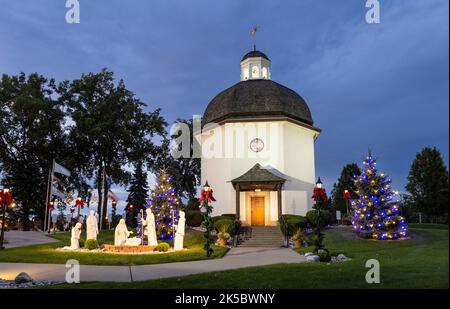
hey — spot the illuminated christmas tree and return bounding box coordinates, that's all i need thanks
[146,169,180,240]
[351,151,408,240]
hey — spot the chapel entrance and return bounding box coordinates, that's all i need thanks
[231,163,286,226]
[251,197,265,226]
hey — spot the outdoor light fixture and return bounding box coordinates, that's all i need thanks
[315,177,323,189]
[203,181,210,192]
[255,188,261,192]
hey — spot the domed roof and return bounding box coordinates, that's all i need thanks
[241,50,270,62]
[203,79,314,126]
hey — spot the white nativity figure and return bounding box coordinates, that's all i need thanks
[174,210,186,251]
[86,210,99,240]
[63,222,82,250]
[114,218,131,246]
[141,208,158,246]
[124,237,142,246]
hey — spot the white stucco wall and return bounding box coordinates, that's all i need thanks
[198,120,318,224]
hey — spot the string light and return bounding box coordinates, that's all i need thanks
[350,153,408,240]
[145,169,180,240]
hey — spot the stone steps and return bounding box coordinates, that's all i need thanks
[239,226,285,248]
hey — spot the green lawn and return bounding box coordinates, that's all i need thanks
[0,229,228,266]
[408,223,449,230]
[48,224,448,289]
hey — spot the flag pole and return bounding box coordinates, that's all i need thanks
[44,166,51,232]
[46,159,55,233]
[44,160,54,232]
[100,167,105,230]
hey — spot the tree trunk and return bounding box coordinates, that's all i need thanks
[97,167,103,222]
[22,204,30,231]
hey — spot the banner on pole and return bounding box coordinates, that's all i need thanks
[53,161,71,177]
[52,187,66,200]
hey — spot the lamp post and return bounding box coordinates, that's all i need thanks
[315,178,323,229]
[199,180,215,257]
[111,199,117,227]
[0,188,13,250]
[75,197,84,220]
[127,204,134,226]
[69,206,75,228]
[312,177,328,253]
[342,189,351,218]
[47,201,55,233]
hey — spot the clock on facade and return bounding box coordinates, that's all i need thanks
[250,138,264,152]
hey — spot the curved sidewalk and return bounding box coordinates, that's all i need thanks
[3,231,59,248]
[0,247,306,283]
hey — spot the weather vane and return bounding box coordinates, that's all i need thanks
[251,25,258,51]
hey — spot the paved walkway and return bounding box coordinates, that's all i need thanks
[0,247,306,283]
[3,231,59,248]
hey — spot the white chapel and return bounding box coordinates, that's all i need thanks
[198,48,321,226]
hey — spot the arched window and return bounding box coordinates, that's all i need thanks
[262,67,268,79]
[243,68,249,80]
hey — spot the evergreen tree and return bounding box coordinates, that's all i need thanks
[351,152,408,240]
[405,147,449,222]
[125,161,148,227]
[146,169,181,240]
[153,118,201,206]
[331,163,361,217]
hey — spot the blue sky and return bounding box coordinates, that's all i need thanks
[1,0,448,212]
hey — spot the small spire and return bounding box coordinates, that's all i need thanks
[251,25,258,51]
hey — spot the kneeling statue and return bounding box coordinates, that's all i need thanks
[114,219,131,246]
[63,222,82,250]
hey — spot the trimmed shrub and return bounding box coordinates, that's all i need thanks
[186,210,203,227]
[221,214,237,220]
[279,215,308,236]
[212,216,224,224]
[317,249,331,262]
[84,239,99,250]
[154,242,170,252]
[212,214,237,225]
[214,218,236,236]
[306,210,332,227]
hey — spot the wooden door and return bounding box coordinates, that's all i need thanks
[251,197,265,226]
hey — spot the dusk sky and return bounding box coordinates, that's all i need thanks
[1,0,448,210]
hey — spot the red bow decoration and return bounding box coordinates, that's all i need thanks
[312,187,327,202]
[342,190,351,199]
[75,198,84,209]
[198,189,216,203]
[69,207,75,214]
[0,191,12,207]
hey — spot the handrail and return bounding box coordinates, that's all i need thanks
[280,215,289,248]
